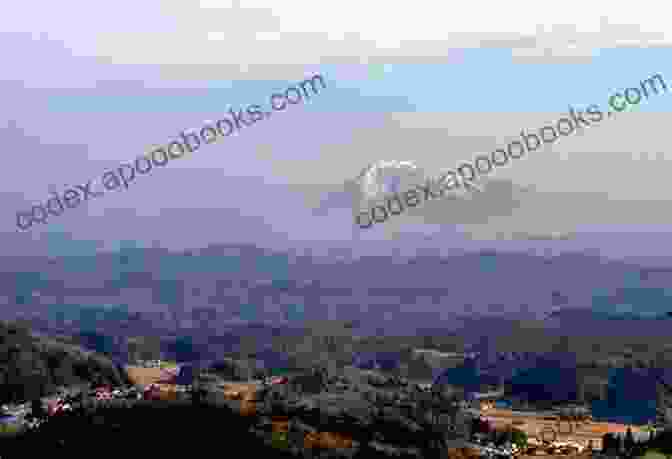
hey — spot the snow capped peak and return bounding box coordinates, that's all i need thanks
[356,160,420,181]
[354,159,426,202]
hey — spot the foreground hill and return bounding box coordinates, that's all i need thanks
[0,401,296,459]
[0,367,471,459]
[0,320,129,404]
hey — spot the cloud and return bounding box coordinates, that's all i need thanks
[407,178,528,224]
[309,168,528,221]
[2,1,671,83]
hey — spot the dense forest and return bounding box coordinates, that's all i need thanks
[0,320,129,404]
[0,401,294,459]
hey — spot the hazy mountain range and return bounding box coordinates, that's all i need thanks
[2,243,671,342]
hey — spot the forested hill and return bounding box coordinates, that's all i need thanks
[0,320,129,404]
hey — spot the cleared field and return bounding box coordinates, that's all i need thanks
[483,408,645,450]
[210,381,264,416]
[126,365,180,384]
[304,431,354,449]
[446,447,485,459]
[218,381,262,395]
[0,422,23,436]
[640,451,668,459]
[269,417,355,449]
[125,365,182,393]
[126,366,164,386]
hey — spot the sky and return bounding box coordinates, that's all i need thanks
[3,0,672,260]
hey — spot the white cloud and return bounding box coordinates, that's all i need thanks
[2,0,670,80]
[200,0,234,8]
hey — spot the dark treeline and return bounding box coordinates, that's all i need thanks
[602,429,672,457]
[0,321,129,404]
[0,399,428,459]
[0,401,295,459]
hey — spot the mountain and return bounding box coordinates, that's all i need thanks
[3,244,672,367]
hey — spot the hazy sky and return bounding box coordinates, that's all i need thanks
[3,0,672,258]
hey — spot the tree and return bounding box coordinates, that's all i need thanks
[31,399,45,420]
[654,371,672,428]
[654,430,672,459]
[190,369,204,405]
[270,431,290,450]
[405,355,434,381]
[625,427,635,454]
[510,428,528,449]
[470,417,481,437]
[603,433,617,452]
[496,428,513,447]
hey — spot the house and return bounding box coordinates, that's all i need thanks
[413,382,433,391]
[95,391,112,401]
[47,398,73,415]
[270,376,289,385]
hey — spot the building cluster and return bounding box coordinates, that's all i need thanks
[137,359,164,368]
[4,357,668,459]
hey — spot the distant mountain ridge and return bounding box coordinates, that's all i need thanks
[3,244,672,338]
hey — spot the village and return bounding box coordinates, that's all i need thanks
[2,359,661,459]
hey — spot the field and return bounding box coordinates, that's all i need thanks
[640,451,668,459]
[214,382,263,416]
[125,365,182,394]
[0,421,23,437]
[217,381,259,398]
[484,408,646,450]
